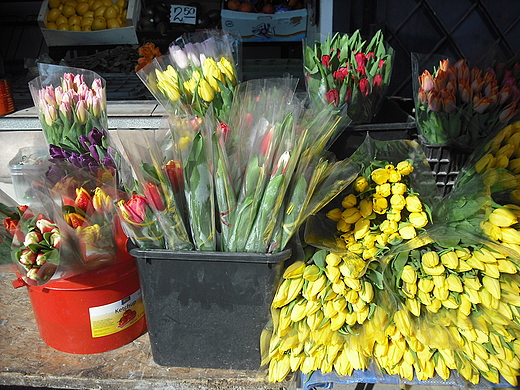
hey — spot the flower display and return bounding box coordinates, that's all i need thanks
[413,55,520,149]
[137,30,238,124]
[304,30,394,124]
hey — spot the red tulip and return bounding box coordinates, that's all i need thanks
[325,89,339,106]
[359,78,370,97]
[144,183,166,211]
[164,160,184,194]
[75,187,92,213]
[119,195,148,224]
[36,218,58,234]
[65,212,89,229]
[321,55,331,67]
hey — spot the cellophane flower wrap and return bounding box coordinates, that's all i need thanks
[116,125,193,250]
[412,53,520,150]
[28,64,108,151]
[214,78,354,253]
[304,30,394,124]
[5,164,124,286]
[137,29,238,124]
[266,134,520,387]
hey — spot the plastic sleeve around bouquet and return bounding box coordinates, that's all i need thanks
[412,52,520,150]
[303,30,394,124]
[221,78,301,252]
[115,126,192,250]
[28,63,108,150]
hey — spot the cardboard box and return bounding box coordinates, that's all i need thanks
[37,0,141,47]
[221,8,307,42]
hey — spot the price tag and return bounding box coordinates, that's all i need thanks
[170,5,197,25]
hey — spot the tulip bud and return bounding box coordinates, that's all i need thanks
[489,207,518,227]
[372,196,388,214]
[399,225,417,239]
[75,100,88,125]
[354,218,370,240]
[326,207,342,221]
[497,258,517,274]
[353,176,368,192]
[390,194,406,210]
[482,275,501,300]
[501,227,520,244]
[341,193,357,209]
[405,195,423,212]
[36,218,58,234]
[342,207,362,224]
[380,220,398,234]
[396,160,414,175]
[409,211,429,228]
[422,251,440,267]
[371,168,390,185]
[23,231,43,247]
[475,153,495,173]
[19,249,37,266]
[197,78,215,102]
[446,274,463,292]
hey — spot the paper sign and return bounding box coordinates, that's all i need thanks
[170,5,197,25]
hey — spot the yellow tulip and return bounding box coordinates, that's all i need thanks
[418,278,434,293]
[217,57,237,84]
[396,160,414,175]
[342,207,362,224]
[376,182,391,197]
[390,194,406,210]
[440,250,459,269]
[353,176,368,192]
[497,258,517,274]
[371,168,390,184]
[482,275,501,299]
[197,78,215,102]
[399,224,417,239]
[372,196,388,214]
[387,169,402,183]
[353,218,370,240]
[380,219,398,234]
[358,198,373,218]
[283,260,306,278]
[337,219,351,232]
[446,274,463,292]
[475,153,495,173]
[489,207,518,227]
[409,211,429,228]
[405,195,423,212]
[422,251,440,267]
[501,227,520,244]
[341,193,357,208]
[325,252,342,266]
[391,182,407,195]
[326,208,342,221]
[401,264,417,283]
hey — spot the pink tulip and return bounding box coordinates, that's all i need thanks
[43,104,58,126]
[417,88,427,105]
[75,100,88,124]
[427,90,441,111]
[59,101,72,122]
[120,195,149,224]
[62,73,74,91]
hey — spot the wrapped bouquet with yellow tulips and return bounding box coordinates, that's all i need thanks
[264,135,520,388]
[137,30,238,124]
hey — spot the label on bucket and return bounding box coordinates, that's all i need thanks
[89,289,144,338]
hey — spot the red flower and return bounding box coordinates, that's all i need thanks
[74,187,92,214]
[333,67,349,82]
[164,160,184,194]
[120,195,149,224]
[325,89,340,106]
[373,74,383,87]
[144,183,166,211]
[345,86,352,103]
[321,55,331,67]
[359,78,370,97]
[36,218,58,234]
[355,52,367,68]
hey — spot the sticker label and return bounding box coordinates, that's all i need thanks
[89,289,144,338]
[170,5,197,25]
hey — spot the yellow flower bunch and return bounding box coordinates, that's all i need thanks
[326,159,427,261]
[265,249,381,382]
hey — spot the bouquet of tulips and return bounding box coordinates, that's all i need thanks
[303,29,394,124]
[412,54,520,150]
[116,77,354,253]
[137,29,238,124]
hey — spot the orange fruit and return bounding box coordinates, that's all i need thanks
[55,15,68,25]
[106,18,120,28]
[94,5,106,17]
[49,0,61,8]
[62,4,76,17]
[46,8,61,22]
[45,21,58,29]
[76,2,90,15]
[57,23,70,30]
[91,16,106,30]
[103,5,118,19]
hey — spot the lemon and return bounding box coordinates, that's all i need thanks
[62,4,76,17]
[101,0,113,6]
[103,5,118,19]
[91,16,106,30]
[81,16,94,26]
[55,15,68,25]
[94,5,106,17]
[45,21,58,29]
[83,10,94,18]
[90,0,103,10]
[116,0,126,10]
[76,2,90,15]
[65,0,78,6]
[70,24,81,31]
[68,15,82,25]
[57,23,70,30]
[49,0,61,8]
[46,8,62,22]
[106,17,120,28]
[82,25,92,31]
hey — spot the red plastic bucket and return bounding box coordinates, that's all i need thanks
[14,255,147,354]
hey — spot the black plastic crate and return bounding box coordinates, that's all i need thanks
[130,248,291,370]
[420,143,471,197]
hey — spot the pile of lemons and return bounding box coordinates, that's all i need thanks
[45,0,128,31]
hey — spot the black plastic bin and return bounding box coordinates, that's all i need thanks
[130,248,292,370]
